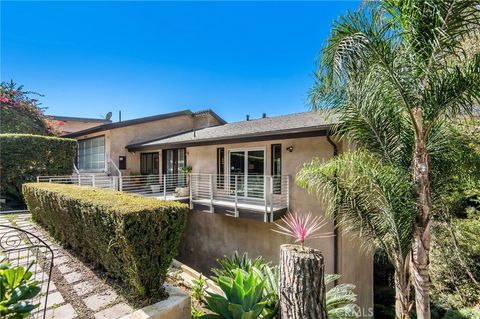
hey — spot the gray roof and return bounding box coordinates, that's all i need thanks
[127,111,338,151]
[49,115,112,123]
[64,109,226,138]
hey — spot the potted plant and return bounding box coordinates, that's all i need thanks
[147,175,161,193]
[176,165,192,197]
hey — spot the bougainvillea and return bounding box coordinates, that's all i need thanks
[0,81,63,135]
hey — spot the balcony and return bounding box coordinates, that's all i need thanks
[189,174,289,222]
[37,173,290,222]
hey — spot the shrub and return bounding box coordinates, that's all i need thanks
[0,261,41,318]
[22,183,188,301]
[0,134,76,200]
[202,270,276,319]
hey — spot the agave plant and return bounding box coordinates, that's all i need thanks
[201,270,276,319]
[272,212,332,248]
[214,252,357,319]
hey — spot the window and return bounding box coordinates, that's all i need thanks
[78,136,105,170]
[271,144,281,194]
[217,148,224,188]
[140,153,159,175]
[162,149,186,175]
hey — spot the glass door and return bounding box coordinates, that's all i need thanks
[229,151,245,197]
[162,149,186,190]
[229,149,265,199]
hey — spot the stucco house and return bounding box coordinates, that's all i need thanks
[61,109,373,310]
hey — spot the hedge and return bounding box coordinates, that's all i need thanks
[0,134,77,200]
[22,183,188,301]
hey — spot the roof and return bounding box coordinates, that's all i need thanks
[127,111,338,151]
[49,115,112,123]
[64,109,226,138]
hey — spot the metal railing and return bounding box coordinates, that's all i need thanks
[119,174,188,198]
[37,175,115,188]
[190,174,290,222]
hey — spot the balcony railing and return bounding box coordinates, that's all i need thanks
[120,174,188,200]
[190,174,289,222]
[37,173,290,222]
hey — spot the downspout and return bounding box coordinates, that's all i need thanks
[326,130,339,283]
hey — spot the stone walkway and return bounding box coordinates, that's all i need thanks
[0,213,138,319]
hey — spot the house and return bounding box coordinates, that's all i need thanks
[61,109,373,311]
[49,115,112,135]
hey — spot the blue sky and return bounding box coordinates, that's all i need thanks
[1,1,358,122]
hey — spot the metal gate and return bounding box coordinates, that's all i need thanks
[0,225,54,319]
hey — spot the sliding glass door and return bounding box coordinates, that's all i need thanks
[229,149,265,199]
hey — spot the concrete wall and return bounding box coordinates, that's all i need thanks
[176,135,373,311]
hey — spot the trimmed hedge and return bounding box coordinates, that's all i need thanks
[0,134,77,200]
[22,183,188,300]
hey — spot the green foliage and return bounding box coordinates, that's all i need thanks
[0,134,77,200]
[431,186,480,309]
[192,274,206,301]
[0,81,62,135]
[0,262,40,318]
[22,183,188,301]
[213,252,357,319]
[201,270,276,319]
[212,252,278,313]
[442,308,480,319]
[191,306,205,319]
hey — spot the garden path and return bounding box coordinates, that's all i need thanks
[0,212,138,319]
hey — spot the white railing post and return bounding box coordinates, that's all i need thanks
[264,176,268,222]
[209,174,214,213]
[286,175,290,210]
[119,176,123,191]
[269,176,274,222]
[36,176,40,183]
[234,175,238,217]
[189,174,193,209]
[163,175,167,200]
[91,175,96,187]
[49,178,52,183]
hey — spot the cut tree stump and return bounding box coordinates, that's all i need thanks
[279,244,328,319]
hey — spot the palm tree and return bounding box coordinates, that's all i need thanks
[302,1,480,318]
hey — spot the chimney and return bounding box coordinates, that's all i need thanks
[246,115,250,121]
[262,113,267,118]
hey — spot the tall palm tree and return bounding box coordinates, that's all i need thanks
[302,1,480,318]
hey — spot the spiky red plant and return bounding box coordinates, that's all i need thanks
[272,212,332,248]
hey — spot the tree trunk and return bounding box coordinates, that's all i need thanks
[394,257,412,319]
[278,244,328,319]
[412,113,431,319]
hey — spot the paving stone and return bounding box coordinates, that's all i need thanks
[45,303,77,319]
[84,290,118,311]
[53,255,70,266]
[72,281,96,296]
[57,264,73,274]
[44,291,65,308]
[64,271,83,283]
[94,303,134,319]
[41,281,57,294]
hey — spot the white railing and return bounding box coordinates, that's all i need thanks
[37,175,115,188]
[119,174,188,199]
[189,174,290,222]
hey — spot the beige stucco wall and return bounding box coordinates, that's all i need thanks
[73,113,223,174]
[60,120,107,135]
[176,136,373,312]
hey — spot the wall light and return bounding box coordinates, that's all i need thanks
[286,146,294,152]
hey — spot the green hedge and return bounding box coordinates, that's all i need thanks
[23,183,188,301]
[0,134,77,200]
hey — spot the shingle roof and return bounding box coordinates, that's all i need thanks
[49,115,112,123]
[64,109,226,138]
[127,111,338,151]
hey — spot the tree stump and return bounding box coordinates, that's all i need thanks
[279,244,328,319]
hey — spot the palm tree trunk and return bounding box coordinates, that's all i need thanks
[394,256,411,319]
[412,119,431,319]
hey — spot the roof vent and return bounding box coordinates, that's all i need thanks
[262,113,267,118]
[246,115,250,121]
